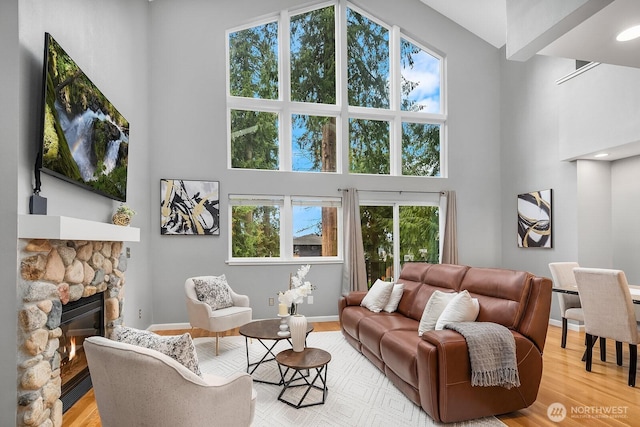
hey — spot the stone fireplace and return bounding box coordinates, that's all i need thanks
[16,215,139,427]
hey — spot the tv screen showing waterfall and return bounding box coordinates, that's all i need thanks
[38,33,129,202]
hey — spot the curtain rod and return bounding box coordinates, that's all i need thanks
[338,188,445,195]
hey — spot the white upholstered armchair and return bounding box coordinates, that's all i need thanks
[84,336,256,427]
[185,275,252,355]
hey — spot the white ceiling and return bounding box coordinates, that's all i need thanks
[420,0,640,68]
[419,0,507,48]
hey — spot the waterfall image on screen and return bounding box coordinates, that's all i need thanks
[40,33,129,202]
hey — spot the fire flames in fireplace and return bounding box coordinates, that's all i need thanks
[61,336,88,393]
[58,292,105,412]
[69,336,76,360]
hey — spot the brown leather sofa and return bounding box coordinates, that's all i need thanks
[338,262,552,423]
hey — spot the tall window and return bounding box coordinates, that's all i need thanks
[227,1,445,176]
[361,202,440,285]
[227,1,445,263]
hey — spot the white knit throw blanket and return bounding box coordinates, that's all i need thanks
[444,322,521,389]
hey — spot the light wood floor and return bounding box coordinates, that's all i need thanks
[64,323,640,426]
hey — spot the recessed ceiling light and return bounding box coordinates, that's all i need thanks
[594,153,609,158]
[616,25,640,42]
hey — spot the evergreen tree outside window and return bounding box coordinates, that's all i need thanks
[349,118,390,174]
[290,6,336,105]
[292,115,337,172]
[402,122,440,176]
[231,198,281,258]
[346,8,390,109]
[228,22,279,100]
[230,110,279,170]
[361,203,440,286]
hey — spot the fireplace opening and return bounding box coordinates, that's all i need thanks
[58,292,105,413]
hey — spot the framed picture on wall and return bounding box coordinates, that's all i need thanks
[160,179,220,235]
[517,189,552,248]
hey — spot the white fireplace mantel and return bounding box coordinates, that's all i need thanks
[18,215,140,242]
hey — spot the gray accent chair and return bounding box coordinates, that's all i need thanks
[574,267,639,387]
[184,276,252,355]
[84,336,256,426]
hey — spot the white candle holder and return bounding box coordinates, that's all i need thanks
[277,314,290,337]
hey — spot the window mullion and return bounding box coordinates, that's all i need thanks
[390,25,401,111]
[282,195,293,259]
[280,11,292,172]
[393,203,400,281]
[339,0,350,175]
[390,26,401,176]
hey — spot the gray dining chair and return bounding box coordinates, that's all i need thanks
[548,261,610,359]
[574,267,639,387]
[549,262,583,348]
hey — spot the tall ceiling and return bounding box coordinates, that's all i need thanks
[420,0,640,68]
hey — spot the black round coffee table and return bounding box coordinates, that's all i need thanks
[239,319,313,384]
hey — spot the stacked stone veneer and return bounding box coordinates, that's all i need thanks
[17,238,128,427]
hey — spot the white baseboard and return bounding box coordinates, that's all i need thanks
[148,315,340,332]
[548,318,584,332]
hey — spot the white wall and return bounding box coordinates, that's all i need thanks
[17,0,152,330]
[611,156,640,284]
[559,64,640,160]
[499,52,579,321]
[148,0,503,322]
[500,52,578,271]
[0,1,20,424]
[577,159,612,267]
[501,51,640,321]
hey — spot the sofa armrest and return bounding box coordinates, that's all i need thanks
[419,328,542,421]
[344,291,367,306]
[338,291,367,323]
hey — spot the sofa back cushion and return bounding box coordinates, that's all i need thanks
[459,267,532,329]
[395,262,431,317]
[398,263,469,321]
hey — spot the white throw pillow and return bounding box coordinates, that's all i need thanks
[434,290,480,330]
[418,290,457,336]
[361,279,394,313]
[383,283,405,313]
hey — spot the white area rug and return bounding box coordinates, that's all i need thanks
[194,331,505,427]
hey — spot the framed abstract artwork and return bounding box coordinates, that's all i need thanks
[160,179,220,235]
[517,189,552,248]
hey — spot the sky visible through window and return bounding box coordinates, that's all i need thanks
[400,38,441,113]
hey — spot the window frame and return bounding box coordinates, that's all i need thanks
[359,191,443,281]
[228,194,343,265]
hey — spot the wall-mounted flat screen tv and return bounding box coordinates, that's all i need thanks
[38,33,129,202]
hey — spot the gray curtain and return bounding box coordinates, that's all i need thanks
[341,188,368,295]
[441,190,458,264]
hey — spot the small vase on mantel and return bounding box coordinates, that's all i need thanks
[289,314,307,352]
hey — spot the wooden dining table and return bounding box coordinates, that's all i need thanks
[552,284,640,304]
